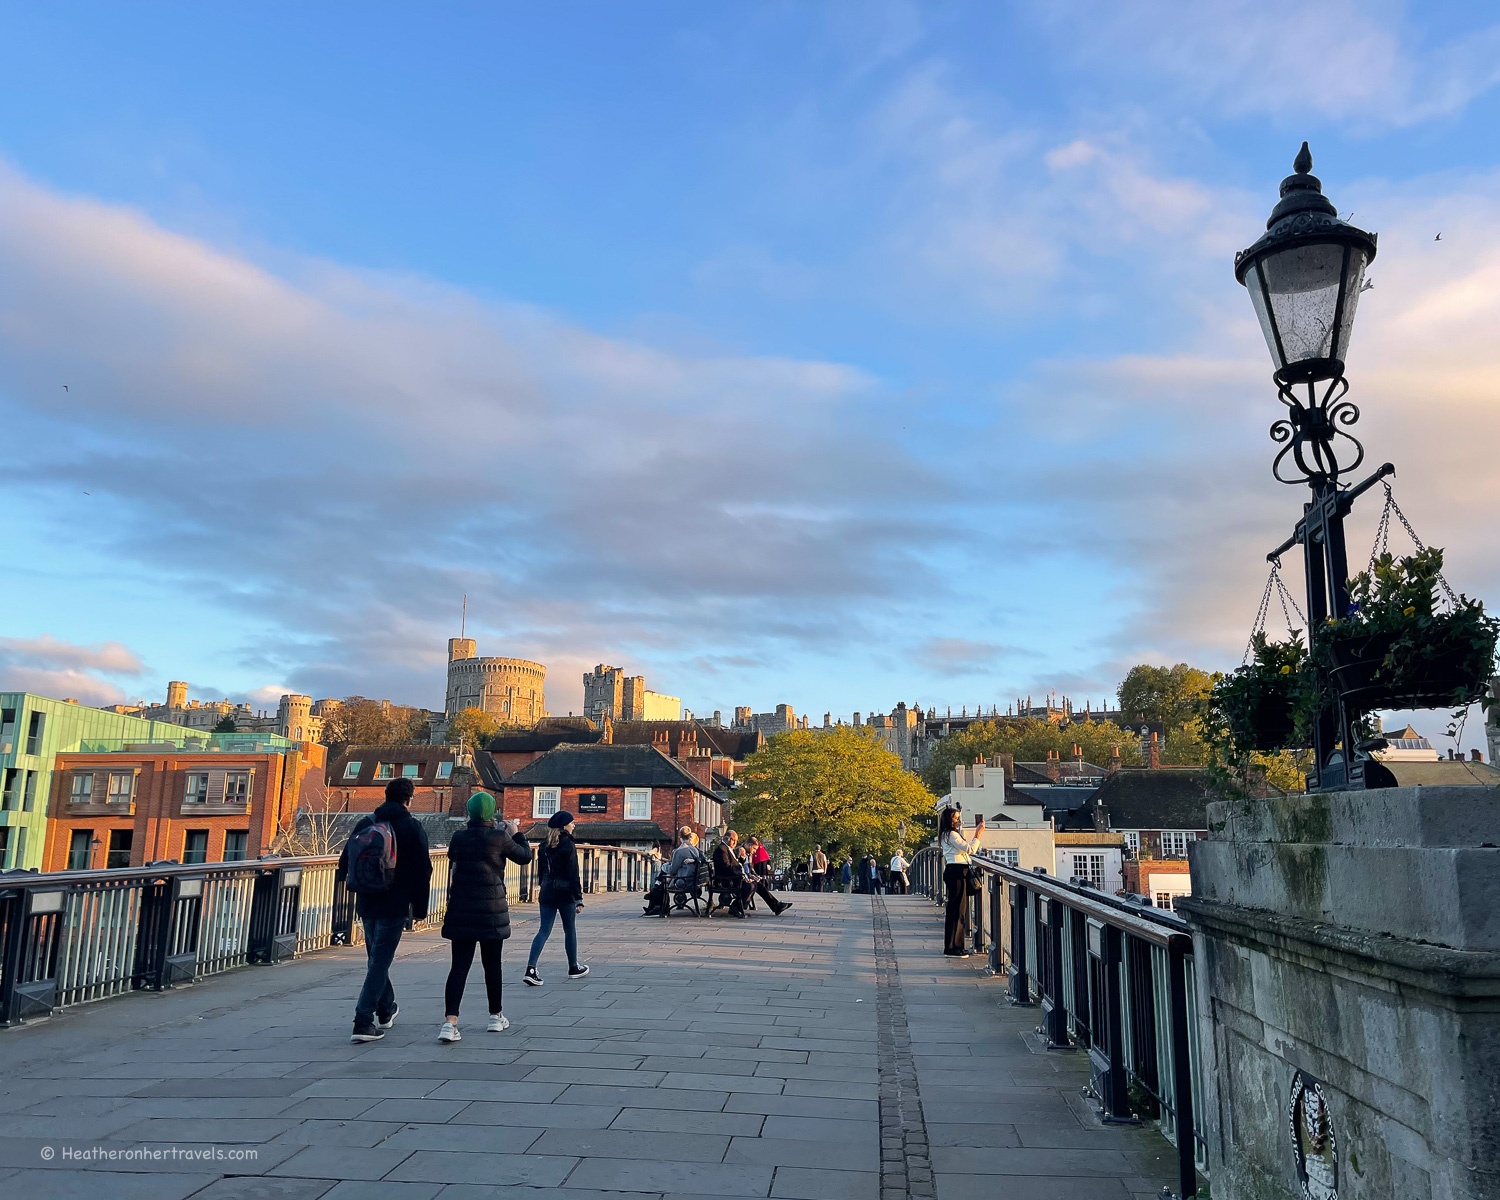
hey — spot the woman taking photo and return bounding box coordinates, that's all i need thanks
[438,790,533,1042]
[940,806,984,957]
[524,810,590,985]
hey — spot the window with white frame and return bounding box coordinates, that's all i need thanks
[107,772,136,803]
[225,772,251,803]
[375,763,394,780]
[1154,891,1180,911]
[1072,852,1105,887]
[184,774,209,804]
[1161,831,1191,858]
[70,773,94,803]
[1122,831,1140,856]
[992,848,1020,868]
[437,761,453,779]
[624,788,651,820]
[533,787,560,819]
[401,763,420,778]
[343,761,362,779]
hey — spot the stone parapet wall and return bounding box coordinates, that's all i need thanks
[1181,787,1500,1200]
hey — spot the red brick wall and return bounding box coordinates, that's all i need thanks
[1123,857,1190,896]
[44,745,324,871]
[499,784,704,839]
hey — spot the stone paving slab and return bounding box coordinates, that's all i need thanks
[0,890,1180,1199]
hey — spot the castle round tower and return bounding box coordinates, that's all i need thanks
[445,645,546,725]
[277,694,314,741]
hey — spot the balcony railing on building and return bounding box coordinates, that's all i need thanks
[909,845,1207,1200]
[0,843,654,1027]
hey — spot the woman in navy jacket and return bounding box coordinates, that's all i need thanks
[523,811,589,985]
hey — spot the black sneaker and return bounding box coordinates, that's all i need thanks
[567,964,590,979]
[524,966,543,987]
[351,1021,386,1043]
[376,1004,399,1030]
[774,902,792,915]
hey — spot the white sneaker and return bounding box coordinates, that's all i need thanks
[487,1013,510,1033]
[438,1021,461,1043]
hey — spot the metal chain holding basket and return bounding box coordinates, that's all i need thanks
[1366,483,1461,610]
[1243,560,1307,665]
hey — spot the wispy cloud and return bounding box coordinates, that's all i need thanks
[1032,0,1500,128]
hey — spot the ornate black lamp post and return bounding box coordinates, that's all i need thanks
[1237,144,1392,791]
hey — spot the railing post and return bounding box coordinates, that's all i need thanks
[1040,896,1070,1049]
[331,877,355,945]
[0,887,64,1025]
[987,873,1001,973]
[136,875,204,991]
[1167,935,1200,1198]
[1086,919,1133,1122]
[1008,883,1031,1005]
[248,865,301,964]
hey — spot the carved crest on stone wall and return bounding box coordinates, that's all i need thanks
[1288,1070,1338,1200]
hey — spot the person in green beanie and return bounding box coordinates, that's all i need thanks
[438,790,532,1042]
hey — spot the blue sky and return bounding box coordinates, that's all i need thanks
[2,2,1499,750]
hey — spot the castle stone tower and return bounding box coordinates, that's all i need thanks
[446,645,546,725]
[166,681,189,710]
[278,694,313,741]
[448,638,477,663]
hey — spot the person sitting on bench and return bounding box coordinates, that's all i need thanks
[712,830,791,918]
[664,827,707,909]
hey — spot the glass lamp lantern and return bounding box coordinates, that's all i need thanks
[1235,143,1377,386]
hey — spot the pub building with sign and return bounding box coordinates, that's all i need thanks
[499,743,725,853]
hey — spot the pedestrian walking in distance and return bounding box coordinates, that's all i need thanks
[337,776,433,1043]
[438,790,533,1043]
[524,811,590,985]
[889,849,909,895]
[940,806,985,957]
[809,844,828,892]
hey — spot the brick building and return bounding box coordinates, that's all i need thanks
[42,734,326,871]
[499,744,725,852]
[323,744,464,815]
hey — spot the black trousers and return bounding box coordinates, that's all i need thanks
[943,864,970,954]
[445,937,504,1016]
[731,877,780,913]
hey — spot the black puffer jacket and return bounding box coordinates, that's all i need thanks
[441,822,534,942]
[336,800,434,922]
[537,831,583,907]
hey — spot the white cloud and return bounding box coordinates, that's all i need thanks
[1033,0,1500,128]
[0,635,146,706]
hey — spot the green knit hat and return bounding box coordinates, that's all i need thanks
[466,790,496,823]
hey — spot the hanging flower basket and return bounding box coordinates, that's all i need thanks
[1319,549,1498,712]
[1207,632,1312,753]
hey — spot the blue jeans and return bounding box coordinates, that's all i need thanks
[528,901,578,970]
[355,917,404,1025]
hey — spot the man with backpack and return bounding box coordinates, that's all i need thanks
[336,776,434,1043]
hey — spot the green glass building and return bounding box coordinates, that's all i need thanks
[0,694,192,870]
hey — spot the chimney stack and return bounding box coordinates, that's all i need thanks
[1109,743,1122,773]
[1148,732,1160,769]
[1046,749,1060,783]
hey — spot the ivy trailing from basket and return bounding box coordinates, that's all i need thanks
[1316,548,1498,712]
[1203,631,1315,759]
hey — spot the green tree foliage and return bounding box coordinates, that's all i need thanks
[446,706,502,752]
[734,726,934,861]
[920,718,1142,794]
[211,715,237,734]
[1117,663,1214,730]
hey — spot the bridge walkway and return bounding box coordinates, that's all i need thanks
[0,891,1178,1199]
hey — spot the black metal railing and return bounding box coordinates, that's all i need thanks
[0,842,654,1027]
[910,846,1206,1199]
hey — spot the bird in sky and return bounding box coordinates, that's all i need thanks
[1435,233,1442,241]
[62,384,68,392]
[83,491,91,495]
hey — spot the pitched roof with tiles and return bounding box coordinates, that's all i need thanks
[502,743,724,798]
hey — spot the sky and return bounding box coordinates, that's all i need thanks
[2,1,1499,752]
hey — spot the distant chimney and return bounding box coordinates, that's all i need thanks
[602,715,614,745]
[1148,732,1160,770]
[1473,748,1484,762]
[1072,743,1083,766]
[1109,743,1122,773]
[1046,750,1060,783]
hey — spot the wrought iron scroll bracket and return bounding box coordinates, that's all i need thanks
[1269,374,1365,486]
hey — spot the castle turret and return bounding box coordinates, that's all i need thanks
[448,638,477,663]
[166,681,189,710]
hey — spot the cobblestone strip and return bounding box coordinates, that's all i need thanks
[873,895,934,1199]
